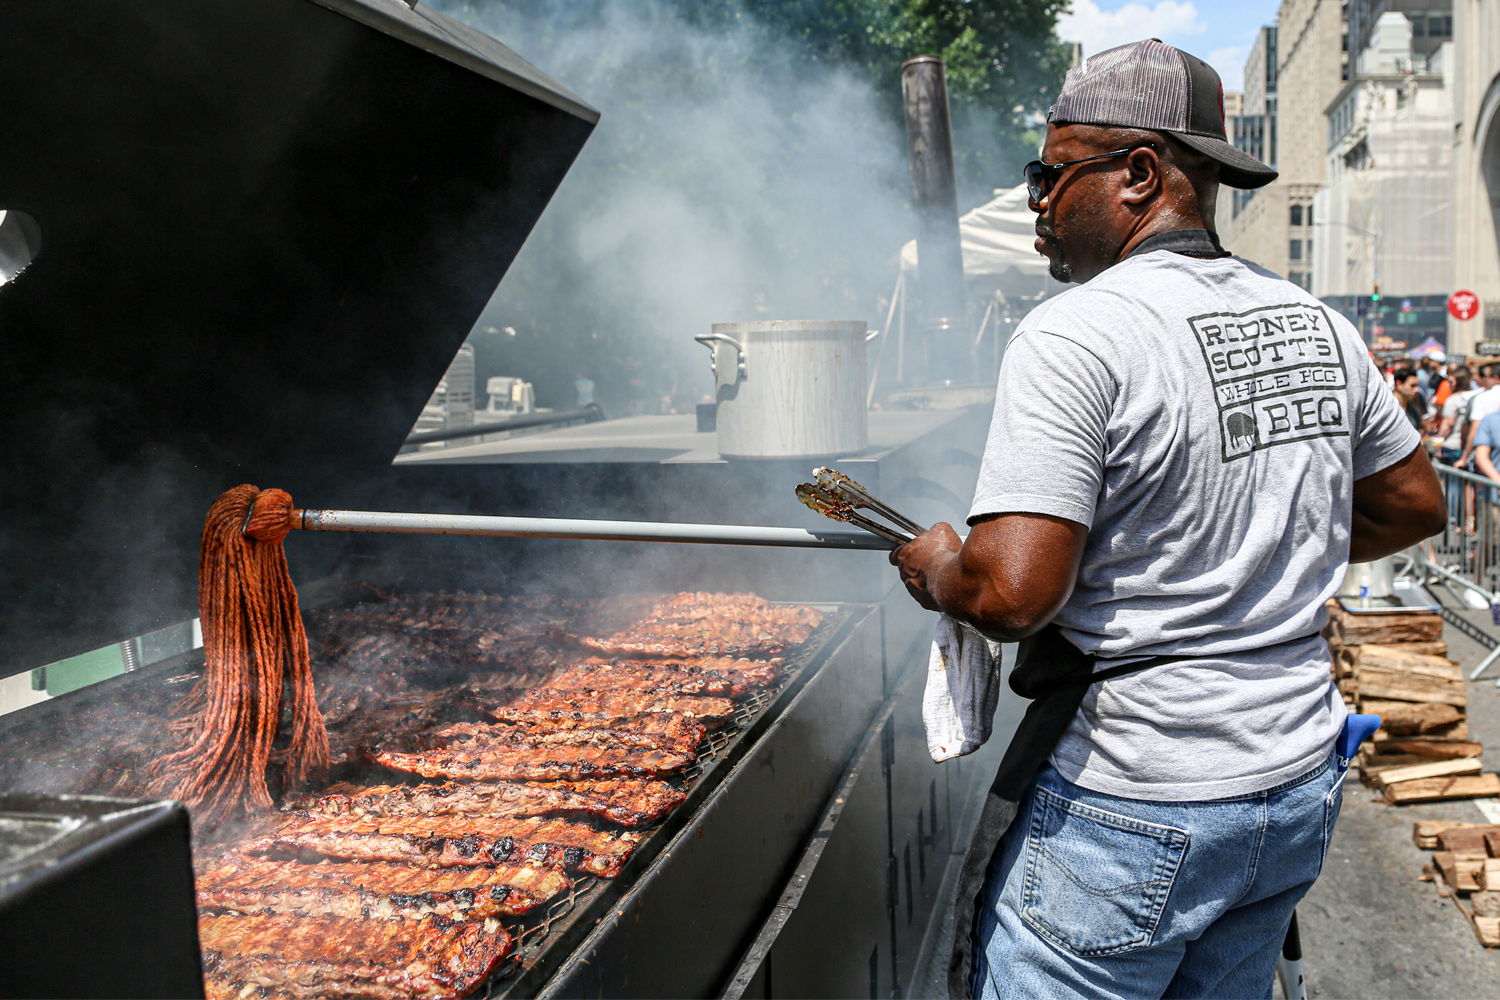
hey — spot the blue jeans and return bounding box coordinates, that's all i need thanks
[973,754,1341,1000]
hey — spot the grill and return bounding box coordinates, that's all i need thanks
[0,2,1003,997]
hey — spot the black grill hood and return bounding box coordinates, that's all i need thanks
[0,0,597,674]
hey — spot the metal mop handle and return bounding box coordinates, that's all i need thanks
[291,508,896,550]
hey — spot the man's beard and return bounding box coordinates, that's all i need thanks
[1047,251,1074,283]
[1036,220,1075,283]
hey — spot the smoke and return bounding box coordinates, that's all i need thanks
[432,0,915,415]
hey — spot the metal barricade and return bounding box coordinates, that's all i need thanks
[1413,462,1500,680]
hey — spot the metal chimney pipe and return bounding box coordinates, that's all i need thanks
[901,56,967,380]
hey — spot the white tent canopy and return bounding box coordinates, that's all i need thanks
[899,183,1058,299]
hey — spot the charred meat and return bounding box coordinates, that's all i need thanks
[199,912,510,1000]
[197,854,571,920]
[287,778,687,828]
[241,813,643,878]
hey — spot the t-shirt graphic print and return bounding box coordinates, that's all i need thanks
[1189,302,1349,461]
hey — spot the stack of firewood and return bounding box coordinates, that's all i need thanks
[1324,602,1500,803]
[1416,820,1500,947]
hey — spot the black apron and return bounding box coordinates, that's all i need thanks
[945,625,1319,999]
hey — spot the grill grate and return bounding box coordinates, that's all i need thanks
[480,606,851,994]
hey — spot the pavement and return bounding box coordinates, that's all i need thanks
[907,593,1500,999]
[1295,595,1500,999]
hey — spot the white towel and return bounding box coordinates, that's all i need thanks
[923,614,1005,763]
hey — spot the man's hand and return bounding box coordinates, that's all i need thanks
[889,522,963,611]
[888,512,1088,642]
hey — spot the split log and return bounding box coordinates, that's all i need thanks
[1482,859,1500,891]
[1350,644,1461,678]
[1358,666,1467,707]
[1329,612,1444,646]
[1376,758,1483,789]
[1385,773,1500,803]
[1438,826,1500,854]
[1372,719,1469,742]
[1415,820,1492,849]
[1489,832,1500,859]
[1373,738,1483,759]
[1359,698,1466,734]
[1360,754,1446,787]
[1435,850,1485,892]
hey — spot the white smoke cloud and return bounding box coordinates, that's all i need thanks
[434,0,915,412]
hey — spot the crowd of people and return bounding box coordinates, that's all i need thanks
[1388,354,1500,526]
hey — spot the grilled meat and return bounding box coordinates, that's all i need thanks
[196,854,570,920]
[480,689,736,728]
[575,621,816,659]
[537,658,780,697]
[417,717,704,754]
[370,739,695,783]
[241,814,642,878]
[286,778,687,827]
[199,912,510,1000]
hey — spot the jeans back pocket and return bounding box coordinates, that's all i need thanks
[1020,785,1189,957]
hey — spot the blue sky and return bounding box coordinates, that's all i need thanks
[1056,0,1286,92]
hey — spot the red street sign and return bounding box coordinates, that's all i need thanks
[1450,290,1480,321]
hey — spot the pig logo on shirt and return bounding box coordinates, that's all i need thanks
[1224,411,1258,450]
[1189,302,1350,462]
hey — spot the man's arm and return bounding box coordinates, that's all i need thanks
[1477,445,1500,484]
[1350,444,1447,563]
[890,512,1088,642]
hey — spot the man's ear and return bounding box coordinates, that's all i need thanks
[1120,147,1162,207]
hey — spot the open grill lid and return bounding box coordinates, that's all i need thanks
[0,0,598,674]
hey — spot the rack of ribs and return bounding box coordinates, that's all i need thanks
[417,717,704,754]
[240,814,643,877]
[479,689,736,728]
[199,912,510,1000]
[287,779,688,828]
[536,657,781,698]
[196,854,571,921]
[370,738,695,783]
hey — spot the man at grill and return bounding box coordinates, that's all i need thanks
[890,40,1446,1000]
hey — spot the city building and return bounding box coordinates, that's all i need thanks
[1348,1,1454,68]
[1220,1,1346,290]
[1314,13,1454,346]
[1450,0,1500,351]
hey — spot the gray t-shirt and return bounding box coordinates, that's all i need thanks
[969,249,1420,800]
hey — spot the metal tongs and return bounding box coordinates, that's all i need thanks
[794,467,925,547]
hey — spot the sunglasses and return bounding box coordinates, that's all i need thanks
[1023,147,1141,202]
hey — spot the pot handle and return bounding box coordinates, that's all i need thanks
[694,333,747,384]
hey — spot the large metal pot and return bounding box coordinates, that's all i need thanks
[1339,556,1396,600]
[695,321,873,459]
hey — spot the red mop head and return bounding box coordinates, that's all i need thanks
[149,485,328,826]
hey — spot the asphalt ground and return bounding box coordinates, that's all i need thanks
[1294,595,1500,1000]
[909,594,1500,999]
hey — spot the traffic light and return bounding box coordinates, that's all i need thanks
[1371,282,1381,304]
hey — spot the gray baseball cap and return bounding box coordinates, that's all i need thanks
[1049,39,1277,190]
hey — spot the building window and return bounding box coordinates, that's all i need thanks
[1413,16,1425,37]
[1307,204,1313,227]
[1290,205,1303,226]
[1306,239,1312,258]
[1289,270,1310,290]
[1430,15,1452,37]
[1289,240,1303,261]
